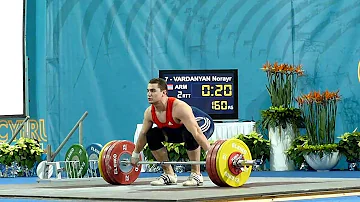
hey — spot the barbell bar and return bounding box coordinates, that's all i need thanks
[97,138,258,187]
[120,159,257,167]
[122,160,206,165]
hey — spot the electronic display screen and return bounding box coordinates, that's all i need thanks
[159,69,238,120]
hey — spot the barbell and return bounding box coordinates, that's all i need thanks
[98,138,259,187]
[120,159,256,166]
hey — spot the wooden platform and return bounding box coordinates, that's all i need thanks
[0,172,359,201]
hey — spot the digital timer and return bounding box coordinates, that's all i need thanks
[159,69,238,120]
[201,84,232,97]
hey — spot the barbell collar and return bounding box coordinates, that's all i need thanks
[233,159,259,167]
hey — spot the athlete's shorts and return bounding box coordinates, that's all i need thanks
[146,126,198,151]
[146,106,215,151]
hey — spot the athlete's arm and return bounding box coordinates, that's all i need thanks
[174,102,211,152]
[134,107,153,153]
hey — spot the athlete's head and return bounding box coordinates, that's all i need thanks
[147,78,168,104]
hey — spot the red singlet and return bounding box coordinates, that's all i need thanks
[151,97,183,129]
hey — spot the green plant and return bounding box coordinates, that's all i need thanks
[297,143,338,158]
[165,142,187,162]
[0,143,16,166]
[262,61,304,108]
[234,131,270,162]
[260,106,304,131]
[296,90,341,145]
[143,143,188,162]
[0,137,44,168]
[14,137,44,168]
[337,130,360,162]
[286,135,338,166]
[286,135,309,168]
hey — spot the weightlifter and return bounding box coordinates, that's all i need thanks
[131,78,212,186]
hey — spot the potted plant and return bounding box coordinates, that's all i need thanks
[260,61,304,171]
[0,143,16,167]
[234,131,270,171]
[295,90,341,171]
[14,137,44,169]
[337,129,360,170]
[0,137,44,177]
[287,135,338,170]
[260,106,304,132]
[286,135,309,169]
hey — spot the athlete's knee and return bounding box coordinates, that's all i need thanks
[182,130,199,151]
[146,127,165,151]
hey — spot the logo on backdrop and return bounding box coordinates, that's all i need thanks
[0,119,47,146]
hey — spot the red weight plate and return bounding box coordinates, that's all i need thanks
[205,142,215,184]
[99,140,117,183]
[206,141,222,186]
[104,140,120,184]
[107,140,142,185]
[101,140,118,185]
[211,140,228,187]
[205,142,215,179]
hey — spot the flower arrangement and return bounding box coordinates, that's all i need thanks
[286,90,342,171]
[261,61,304,108]
[295,90,341,145]
[0,137,44,169]
[260,62,305,171]
[259,62,305,132]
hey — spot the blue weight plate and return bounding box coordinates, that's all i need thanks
[191,106,215,139]
[86,143,103,177]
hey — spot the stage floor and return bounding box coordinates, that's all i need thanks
[0,172,359,201]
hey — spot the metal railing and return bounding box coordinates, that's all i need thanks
[8,116,30,144]
[49,111,88,162]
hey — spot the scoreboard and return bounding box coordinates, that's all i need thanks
[159,69,238,120]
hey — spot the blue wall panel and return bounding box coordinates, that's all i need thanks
[18,0,360,166]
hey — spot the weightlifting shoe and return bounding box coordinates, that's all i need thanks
[182,172,203,186]
[150,173,177,186]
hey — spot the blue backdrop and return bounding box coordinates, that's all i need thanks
[11,0,359,166]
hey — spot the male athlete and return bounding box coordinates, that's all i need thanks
[131,78,212,186]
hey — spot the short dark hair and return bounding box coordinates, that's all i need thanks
[149,78,167,91]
